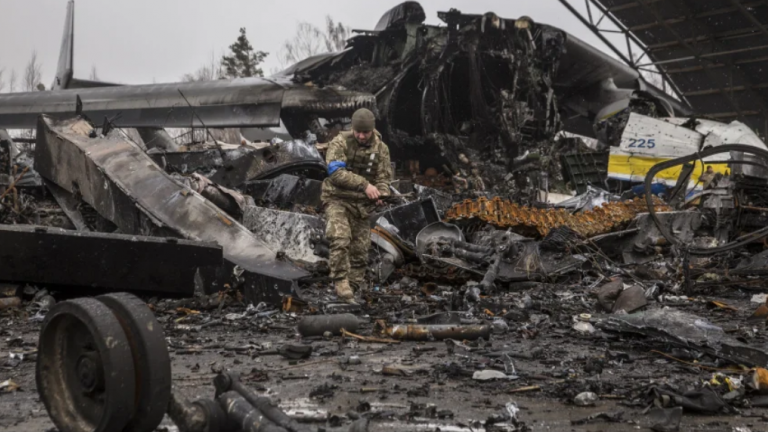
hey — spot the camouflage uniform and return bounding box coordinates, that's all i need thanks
[322,129,392,289]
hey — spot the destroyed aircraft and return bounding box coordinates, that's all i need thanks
[0,1,691,200]
[5,2,768,431]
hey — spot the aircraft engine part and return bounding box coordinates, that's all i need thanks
[36,294,171,432]
[415,222,465,255]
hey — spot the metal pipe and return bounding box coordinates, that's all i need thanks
[444,245,490,263]
[214,373,312,432]
[167,393,229,432]
[297,314,359,337]
[480,254,502,291]
[383,324,492,341]
[449,238,494,254]
[217,392,286,432]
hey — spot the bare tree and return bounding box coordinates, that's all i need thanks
[324,16,350,52]
[0,69,5,93]
[277,16,352,68]
[23,51,43,91]
[181,53,222,82]
[90,66,99,81]
[9,70,17,92]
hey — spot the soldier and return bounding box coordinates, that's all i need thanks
[322,108,392,304]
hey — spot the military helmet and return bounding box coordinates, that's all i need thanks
[351,108,376,132]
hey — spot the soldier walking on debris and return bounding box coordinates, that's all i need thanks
[322,108,392,304]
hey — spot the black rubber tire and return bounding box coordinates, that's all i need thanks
[97,292,172,432]
[36,298,136,432]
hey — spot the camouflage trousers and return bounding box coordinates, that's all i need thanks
[324,201,370,286]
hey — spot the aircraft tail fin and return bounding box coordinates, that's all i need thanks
[52,0,75,90]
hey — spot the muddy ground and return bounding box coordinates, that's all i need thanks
[2,283,768,432]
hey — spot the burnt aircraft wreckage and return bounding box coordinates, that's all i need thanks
[276,1,689,195]
[0,1,686,196]
[0,0,707,305]
[0,0,741,299]
[9,2,768,432]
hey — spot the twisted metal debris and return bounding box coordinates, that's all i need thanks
[445,196,671,238]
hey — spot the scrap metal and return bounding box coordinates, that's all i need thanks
[34,115,309,302]
[445,196,671,237]
[0,224,222,295]
[241,206,326,264]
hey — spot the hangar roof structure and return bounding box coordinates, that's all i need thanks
[560,0,768,138]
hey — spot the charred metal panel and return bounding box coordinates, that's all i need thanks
[373,1,426,31]
[0,78,285,129]
[244,174,323,208]
[34,116,309,302]
[372,198,440,243]
[242,206,325,264]
[150,144,325,190]
[209,139,326,187]
[0,224,221,295]
[44,180,89,231]
[560,150,610,194]
[149,149,225,175]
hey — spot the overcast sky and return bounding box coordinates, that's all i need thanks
[0,0,625,88]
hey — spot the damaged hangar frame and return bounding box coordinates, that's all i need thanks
[0,1,688,300]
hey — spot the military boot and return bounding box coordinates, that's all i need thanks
[350,280,367,294]
[335,279,358,305]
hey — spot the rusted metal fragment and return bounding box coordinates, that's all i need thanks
[445,196,671,238]
[34,116,309,302]
[0,224,221,295]
[383,324,491,341]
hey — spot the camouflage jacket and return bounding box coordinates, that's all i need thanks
[321,130,392,205]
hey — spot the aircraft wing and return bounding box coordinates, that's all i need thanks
[0,78,286,129]
[554,30,639,90]
[555,30,690,116]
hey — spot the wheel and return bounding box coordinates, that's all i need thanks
[97,293,171,432]
[36,298,136,432]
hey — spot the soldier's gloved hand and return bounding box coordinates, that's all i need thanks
[365,184,381,200]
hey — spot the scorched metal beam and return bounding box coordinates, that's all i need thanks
[34,115,310,303]
[0,224,222,295]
